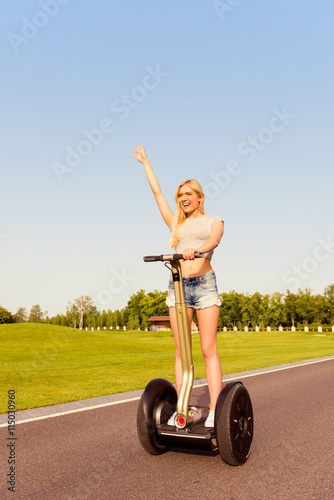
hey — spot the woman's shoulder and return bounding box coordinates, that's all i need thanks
[204,214,224,224]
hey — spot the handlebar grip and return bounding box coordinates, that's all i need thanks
[143,252,205,262]
[194,251,204,258]
[172,253,183,260]
[172,252,205,259]
[172,252,204,260]
[143,255,164,262]
[172,252,204,259]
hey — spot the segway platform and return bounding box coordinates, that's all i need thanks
[157,406,217,452]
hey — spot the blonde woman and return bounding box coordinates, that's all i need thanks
[133,144,224,427]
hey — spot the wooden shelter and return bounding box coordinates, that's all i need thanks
[147,316,198,332]
[147,316,171,331]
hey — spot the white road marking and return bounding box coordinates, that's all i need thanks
[0,397,140,428]
[194,357,334,388]
[1,357,333,428]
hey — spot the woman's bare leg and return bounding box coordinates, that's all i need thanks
[169,306,193,394]
[196,305,222,409]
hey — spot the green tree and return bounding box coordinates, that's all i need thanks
[123,289,146,326]
[219,291,244,328]
[141,314,148,330]
[241,294,252,327]
[84,311,97,329]
[106,309,113,327]
[101,310,108,328]
[249,292,263,327]
[114,309,124,328]
[107,309,124,328]
[66,302,79,328]
[29,305,43,323]
[295,289,315,326]
[219,293,232,327]
[51,314,62,326]
[324,284,334,324]
[284,290,298,327]
[127,315,140,330]
[61,315,68,327]
[0,306,13,324]
[140,290,169,318]
[258,294,270,327]
[313,294,327,325]
[73,296,95,329]
[123,289,169,329]
[44,315,52,324]
[268,292,285,326]
[14,307,28,323]
[96,312,103,328]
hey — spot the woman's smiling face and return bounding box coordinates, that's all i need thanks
[178,184,201,216]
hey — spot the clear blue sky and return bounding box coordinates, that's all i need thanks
[1,1,333,316]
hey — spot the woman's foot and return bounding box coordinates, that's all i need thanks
[205,409,215,428]
[167,411,177,426]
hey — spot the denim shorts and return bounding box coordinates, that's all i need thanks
[166,271,222,309]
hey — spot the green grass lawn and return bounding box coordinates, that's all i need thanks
[0,323,333,413]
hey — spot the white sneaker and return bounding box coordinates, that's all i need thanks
[205,409,215,428]
[167,411,177,426]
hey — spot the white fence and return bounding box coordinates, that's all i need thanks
[222,325,334,333]
[79,325,334,332]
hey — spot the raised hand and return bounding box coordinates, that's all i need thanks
[133,143,174,228]
[133,144,147,164]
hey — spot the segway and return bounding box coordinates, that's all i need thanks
[137,253,254,465]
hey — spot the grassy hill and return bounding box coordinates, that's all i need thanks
[0,323,333,413]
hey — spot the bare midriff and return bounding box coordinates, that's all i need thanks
[181,257,213,278]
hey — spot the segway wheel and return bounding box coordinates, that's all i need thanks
[137,378,177,455]
[215,382,254,466]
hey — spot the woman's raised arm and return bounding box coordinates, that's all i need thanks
[133,144,174,228]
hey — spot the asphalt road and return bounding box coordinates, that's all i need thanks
[1,359,333,500]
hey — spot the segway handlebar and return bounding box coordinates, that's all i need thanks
[143,252,204,262]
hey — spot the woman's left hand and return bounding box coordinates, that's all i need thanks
[133,144,148,164]
[182,248,197,260]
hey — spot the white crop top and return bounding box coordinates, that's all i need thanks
[174,215,223,260]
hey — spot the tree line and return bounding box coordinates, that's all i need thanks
[1,284,334,330]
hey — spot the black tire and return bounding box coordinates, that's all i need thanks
[137,378,177,455]
[215,382,254,466]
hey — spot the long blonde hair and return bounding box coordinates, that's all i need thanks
[167,179,205,248]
